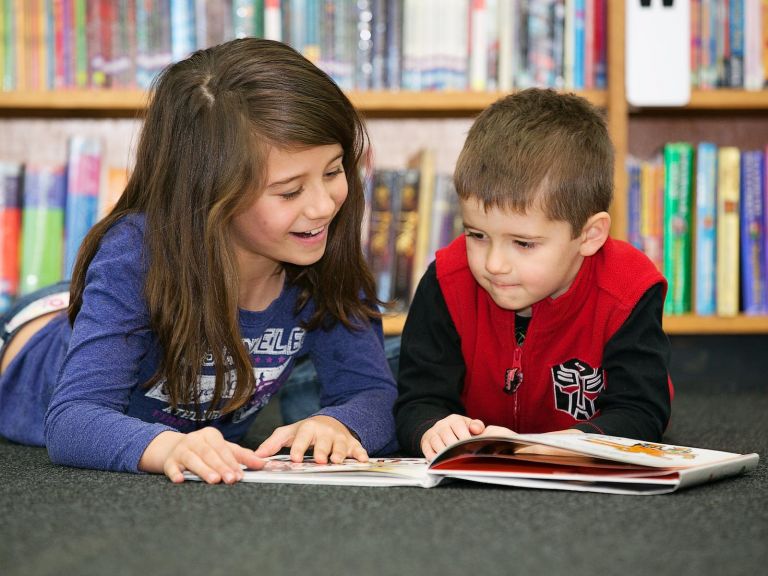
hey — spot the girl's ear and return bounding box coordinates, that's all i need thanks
[578,211,611,257]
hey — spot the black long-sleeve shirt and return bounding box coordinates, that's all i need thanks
[394,262,672,456]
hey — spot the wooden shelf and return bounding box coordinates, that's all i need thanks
[0,88,608,115]
[629,89,768,112]
[663,314,768,335]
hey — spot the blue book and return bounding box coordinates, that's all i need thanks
[64,137,102,278]
[739,150,767,314]
[694,142,718,316]
[572,0,585,89]
[627,159,642,250]
[171,0,197,61]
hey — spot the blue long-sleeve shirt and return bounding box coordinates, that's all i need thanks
[0,214,397,471]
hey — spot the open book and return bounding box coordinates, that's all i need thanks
[184,433,759,495]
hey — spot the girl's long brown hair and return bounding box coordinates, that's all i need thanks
[68,38,380,415]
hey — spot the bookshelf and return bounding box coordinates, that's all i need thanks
[1,3,767,337]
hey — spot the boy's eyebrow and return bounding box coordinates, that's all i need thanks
[266,153,344,188]
[462,221,545,241]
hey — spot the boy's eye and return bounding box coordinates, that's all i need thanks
[515,240,536,249]
[464,230,486,240]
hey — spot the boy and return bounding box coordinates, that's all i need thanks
[394,89,672,459]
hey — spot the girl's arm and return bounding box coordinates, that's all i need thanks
[44,217,174,472]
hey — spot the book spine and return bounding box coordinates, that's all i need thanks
[392,169,420,310]
[0,162,22,312]
[728,0,745,87]
[626,158,642,250]
[264,0,281,41]
[740,150,767,314]
[663,143,694,315]
[171,0,196,61]
[694,142,718,316]
[691,0,701,86]
[64,137,102,278]
[572,0,585,89]
[368,169,396,303]
[469,0,487,91]
[496,0,515,91]
[19,165,66,295]
[716,146,741,316]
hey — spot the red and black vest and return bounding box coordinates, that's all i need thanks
[436,235,668,433]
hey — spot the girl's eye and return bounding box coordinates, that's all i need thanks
[280,188,303,200]
[325,167,344,178]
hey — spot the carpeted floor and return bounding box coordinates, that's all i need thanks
[1,389,766,576]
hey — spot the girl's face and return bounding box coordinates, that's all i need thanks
[230,143,348,279]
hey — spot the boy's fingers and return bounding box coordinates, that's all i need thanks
[468,419,486,435]
[438,428,459,448]
[450,421,473,441]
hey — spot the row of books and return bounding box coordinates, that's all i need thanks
[0,139,126,313]
[691,0,768,90]
[364,150,462,311]
[627,142,768,318]
[0,0,607,93]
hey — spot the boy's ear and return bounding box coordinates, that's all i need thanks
[578,211,611,257]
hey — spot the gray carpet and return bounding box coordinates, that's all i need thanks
[1,390,766,576]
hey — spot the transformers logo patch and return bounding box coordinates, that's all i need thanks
[551,358,604,420]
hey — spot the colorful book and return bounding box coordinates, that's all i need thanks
[64,136,102,278]
[392,168,420,310]
[640,157,664,273]
[19,164,66,295]
[409,149,435,292]
[716,147,741,317]
[663,142,694,315]
[184,433,759,496]
[368,169,398,303]
[0,162,22,312]
[739,149,767,314]
[626,158,642,250]
[694,142,718,316]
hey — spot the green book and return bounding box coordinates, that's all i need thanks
[19,165,66,295]
[662,142,694,315]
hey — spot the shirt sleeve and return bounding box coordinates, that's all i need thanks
[393,262,467,455]
[44,218,175,472]
[308,314,398,455]
[571,283,672,441]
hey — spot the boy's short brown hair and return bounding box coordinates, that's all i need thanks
[454,88,614,237]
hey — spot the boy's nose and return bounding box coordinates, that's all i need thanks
[485,245,512,275]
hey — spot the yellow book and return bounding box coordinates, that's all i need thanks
[408,149,435,295]
[716,147,741,317]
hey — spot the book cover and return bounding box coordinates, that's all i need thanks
[0,162,22,313]
[392,168,420,310]
[64,136,102,278]
[694,142,718,315]
[368,169,398,304]
[19,164,66,295]
[663,142,694,315]
[739,149,767,314]
[716,146,741,316]
[185,433,759,496]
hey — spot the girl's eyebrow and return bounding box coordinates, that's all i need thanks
[266,153,344,188]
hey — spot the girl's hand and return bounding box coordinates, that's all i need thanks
[420,414,486,461]
[255,415,368,464]
[139,428,265,484]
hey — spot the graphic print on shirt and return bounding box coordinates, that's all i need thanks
[550,358,604,420]
[145,327,306,425]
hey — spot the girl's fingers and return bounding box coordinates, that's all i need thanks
[163,460,186,483]
[255,424,297,458]
[233,445,266,471]
[179,449,222,484]
[350,443,369,463]
[313,434,334,464]
[289,424,315,462]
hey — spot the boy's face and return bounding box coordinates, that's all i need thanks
[460,198,585,316]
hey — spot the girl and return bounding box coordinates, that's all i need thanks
[0,38,397,484]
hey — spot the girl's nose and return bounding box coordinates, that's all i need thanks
[304,183,338,220]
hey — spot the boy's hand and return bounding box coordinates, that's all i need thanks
[514,428,585,457]
[420,414,486,461]
[255,415,368,465]
[140,428,266,484]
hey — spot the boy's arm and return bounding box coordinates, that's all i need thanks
[394,263,467,455]
[571,283,671,441]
